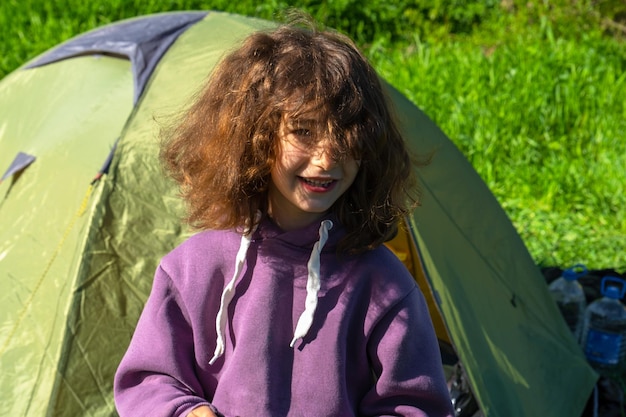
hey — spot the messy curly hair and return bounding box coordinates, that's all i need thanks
[160,15,423,254]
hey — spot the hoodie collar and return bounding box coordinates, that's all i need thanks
[253,212,344,249]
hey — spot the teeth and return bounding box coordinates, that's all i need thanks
[303,178,333,187]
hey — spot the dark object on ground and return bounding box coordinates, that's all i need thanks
[581,376,625,417]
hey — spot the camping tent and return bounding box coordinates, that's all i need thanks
[0,11,597,417]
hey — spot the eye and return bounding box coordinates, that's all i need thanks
[293,128,312,138]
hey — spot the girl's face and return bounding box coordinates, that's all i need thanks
[268,116,359,231]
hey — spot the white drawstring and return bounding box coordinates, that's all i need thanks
[290,220,333,348]
[209,231,254,365]
[209,218,333,364]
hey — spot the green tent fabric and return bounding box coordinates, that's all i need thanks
[0,11,597,417]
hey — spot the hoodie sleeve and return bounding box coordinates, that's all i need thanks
[114,265,213,417]
[361,287,454,417]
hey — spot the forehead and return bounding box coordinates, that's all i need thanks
[279,92,329,120]
[280,105,327,127]
[282,116,319,127]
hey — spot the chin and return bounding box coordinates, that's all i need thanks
[301,205,333,215]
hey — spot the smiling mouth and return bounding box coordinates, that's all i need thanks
[300,177,336,188]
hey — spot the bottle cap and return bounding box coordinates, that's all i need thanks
[563,264,587,281]
[605,286,621,299]
[601,276,626,299]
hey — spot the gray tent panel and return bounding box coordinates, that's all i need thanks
[26,11,209,103]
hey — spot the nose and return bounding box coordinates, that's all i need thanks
[311,141,335,170]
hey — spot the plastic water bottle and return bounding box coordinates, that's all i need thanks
[581,276,626,374]
[548,264,587,343]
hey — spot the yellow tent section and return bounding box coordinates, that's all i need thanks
[386,224,451,346]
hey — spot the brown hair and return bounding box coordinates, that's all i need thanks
[160,16,423,254]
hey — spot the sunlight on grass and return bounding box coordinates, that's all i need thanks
[370,33,626,270]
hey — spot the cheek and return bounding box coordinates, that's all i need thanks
[344,160,360,185]
[270,157,293,189]
[274,148,304,175]
[269,164,283,186]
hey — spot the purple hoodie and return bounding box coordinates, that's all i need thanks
[114,215,453,417]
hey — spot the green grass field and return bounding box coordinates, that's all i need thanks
[2,0,625,271]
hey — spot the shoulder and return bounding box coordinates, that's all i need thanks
[359,244,414,279]
[352,244,418,297]
[159,228,241,280]
[342,245,429,334]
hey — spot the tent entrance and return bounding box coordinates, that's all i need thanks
[385,221,451,346]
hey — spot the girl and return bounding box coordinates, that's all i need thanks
[114,15,454,417]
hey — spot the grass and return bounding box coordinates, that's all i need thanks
[370,31,626,269]
[3,1,624,271]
